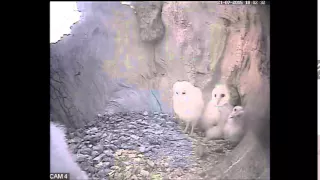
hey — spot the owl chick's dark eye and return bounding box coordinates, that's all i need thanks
[182,92,186,95]
[214,94,216,97]
[221,94,225,97]
[176,92,178,94]
[234,108,237,112]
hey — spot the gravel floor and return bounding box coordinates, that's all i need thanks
[65,111,236,180]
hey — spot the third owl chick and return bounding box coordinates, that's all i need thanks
[223,106,246,145]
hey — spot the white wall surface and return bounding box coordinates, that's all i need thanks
[50,2,81,43]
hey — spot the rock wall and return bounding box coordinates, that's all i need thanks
[50,2,167,128]
[50,1,270,179]
[50,2,269,128]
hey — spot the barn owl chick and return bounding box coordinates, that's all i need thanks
[173,81,205,136]
[223,106,246,144]
[50,122,88,180]
[201,84,233,131]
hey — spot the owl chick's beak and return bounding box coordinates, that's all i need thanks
[216,98,221,106]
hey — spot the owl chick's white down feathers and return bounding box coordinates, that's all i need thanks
[223,106,246,144]
[172,81,204,135]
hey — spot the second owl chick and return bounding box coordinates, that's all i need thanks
[202,84,233,140]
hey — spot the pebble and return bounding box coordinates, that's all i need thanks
[93,154,105,163]
[140,169,150,177]
[147,160,155,167]
[130,135,140,140]
[76,154,88,162]
[91,151,99,158]
[139,146,146,153]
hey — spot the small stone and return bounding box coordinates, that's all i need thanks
[114,172,123,179]
[132,166,140,174]
[97,122,104,127]
[93,154,105,163]
[151,174,162,180]
[145,146,154,152]
[115,118,122,122]
[104,144,117,151]
[149,138,161,145]
[98,169,110,177]
[214,148,224,153]
[128,125,136,129]
[128,153,137,158]
[124,171,132,179]
[87,166,95,173]
[95,162,104,168]
[143,111,148,116]
[88,144,93,148]
[68,138,76,143]
[103,162,111,168]
[131,175,138,180]
[160,113,168,119]
[154,112,159,115]
[164,162,169,167]
[115,151,123,156]
[130,135,140,140]
[76,154,88,162]
[147,160,155,168]
[166,121,175,126]
[119,136,130,142]
[104,150,114,157]
[91,151,99,158]
[90,127,99,133]
[112,166,121,170]
[140,169,150,177]
[93,145,103,153]
[97,114,102,117]
[139,146,146,153]
[80,148,91,155]
[102,133,108,138]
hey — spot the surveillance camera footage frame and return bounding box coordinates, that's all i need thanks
[45,1,320,180]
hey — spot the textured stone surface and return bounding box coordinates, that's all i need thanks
[135,1,165,43]
[66,112,233,180]
[51,2,270,179]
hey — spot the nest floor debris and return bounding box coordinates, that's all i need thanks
[66,111,236,180]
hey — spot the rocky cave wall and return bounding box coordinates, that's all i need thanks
[50,1,270,179]
[50,2,269,128]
